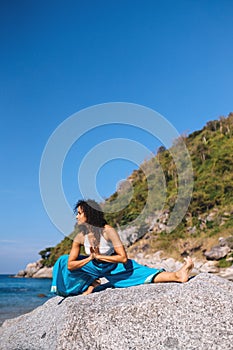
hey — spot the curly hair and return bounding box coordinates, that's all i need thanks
[74,199,107,228]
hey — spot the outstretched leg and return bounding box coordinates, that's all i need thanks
[82,279,101,296]
[153,257,194,283]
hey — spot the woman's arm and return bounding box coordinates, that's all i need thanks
[93,226,128,264]
[67,234,93,271]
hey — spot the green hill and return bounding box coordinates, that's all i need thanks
[40,113,233,267]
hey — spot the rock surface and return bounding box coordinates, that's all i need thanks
[204,245,231,260]
[32,266,53,278]
[1,273,233,350]
[15,260,52,279]
[131,251,233,281]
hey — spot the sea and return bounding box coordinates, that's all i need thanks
[0,274,54,326]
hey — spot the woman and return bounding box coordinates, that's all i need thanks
[51,199,194,297]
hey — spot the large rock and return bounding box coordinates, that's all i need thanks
[204,245,231,260]
[24,261,43,277]
[217,266,233,281]
[15,261,52,279]
[32,267,53,278]
[15,260,43,278]
[0,273,232,350]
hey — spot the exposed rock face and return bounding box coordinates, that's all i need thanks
[131,251,233,281]
[117,209,171,245]
[15,260,52,279]
[204,245,231,260]
[218,266,233,280]
[25,261,43,277]
[1,273,232,350]
[204,235,233,262]
[219,236,233,249]
[32,267,53,278]
[118,225,148,246]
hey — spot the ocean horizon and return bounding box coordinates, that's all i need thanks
[0,274,54,326]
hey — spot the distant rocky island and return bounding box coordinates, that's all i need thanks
[16,261,52,279]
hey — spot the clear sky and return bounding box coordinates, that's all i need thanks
[1,0,233,274]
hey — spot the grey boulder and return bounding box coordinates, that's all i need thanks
[204,245,231,260]
[0,273,233,350]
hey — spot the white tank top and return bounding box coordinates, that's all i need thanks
[84,234,115,256]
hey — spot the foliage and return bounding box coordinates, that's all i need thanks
[40,113,233,264]
[40,226,86,267]
[217,257,233,268]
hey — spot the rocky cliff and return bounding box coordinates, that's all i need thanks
[1,273,232,350]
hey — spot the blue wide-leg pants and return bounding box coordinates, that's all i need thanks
[51,254,165,296]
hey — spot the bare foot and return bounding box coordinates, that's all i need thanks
[82,279,101,296]
[176,257,194,283]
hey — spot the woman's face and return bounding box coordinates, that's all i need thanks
[76,206,87,224]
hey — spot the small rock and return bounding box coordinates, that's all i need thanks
[225,236,233,249]
[187,226,196,234]
[37,294,47,298]
[152,250,164,261]
[206,213,215,222]
[226,257,233,262]
[223,212,231,217]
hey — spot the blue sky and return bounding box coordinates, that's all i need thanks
[1,0,233,273]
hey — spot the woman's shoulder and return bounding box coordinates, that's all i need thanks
[73,231,85,245]
[103,224,117,239]
[103,224,123,245]
[104,224,114,230]
[103,224,115,233]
